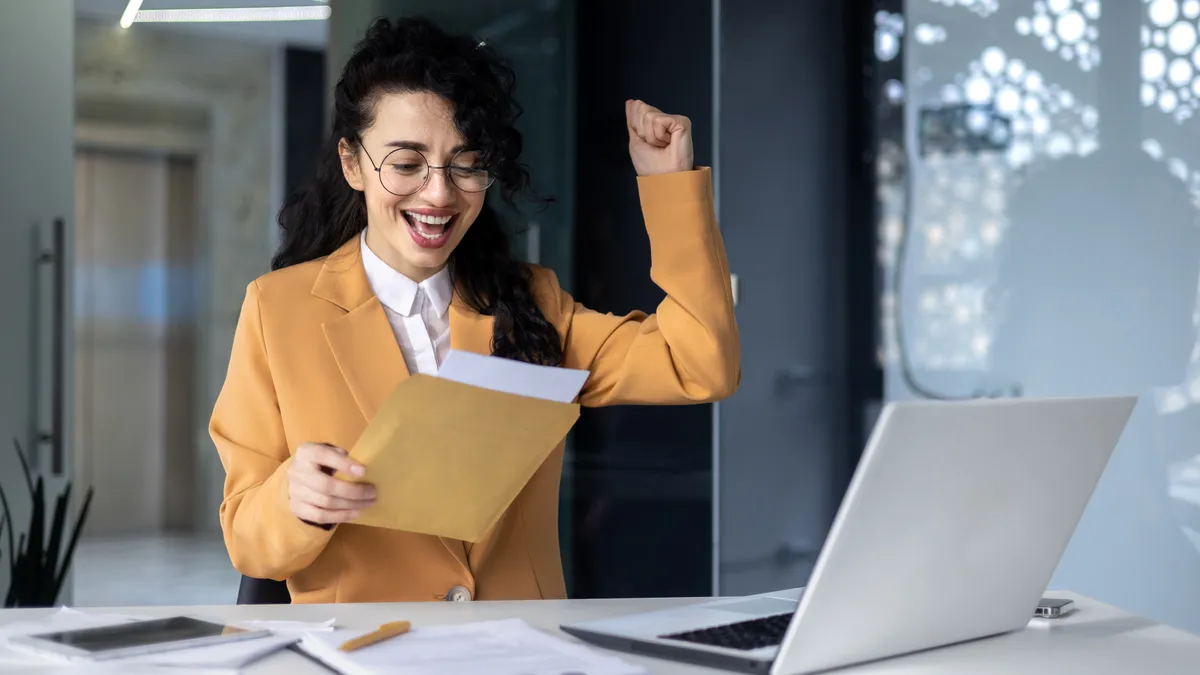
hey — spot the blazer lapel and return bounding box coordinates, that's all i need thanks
[323,297,409,423]
[314,239,409,424]
[448,295,495,356]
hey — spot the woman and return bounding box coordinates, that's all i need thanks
[211,16,739,604]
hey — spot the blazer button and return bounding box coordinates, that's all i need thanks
[445,585,472,602]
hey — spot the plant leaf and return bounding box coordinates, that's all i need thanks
[29,478,45,568]
[2,438,98,607]
[0,515,5,604]
[53,486,93,604]
[0,477,13,582]
[43,485,69,604]
[11,439,33,497]
[5,533,26,608]
[13,479,46,608]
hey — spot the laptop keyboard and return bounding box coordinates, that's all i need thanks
[659,612,792,651]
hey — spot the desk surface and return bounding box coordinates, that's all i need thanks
[1,592,1198,674]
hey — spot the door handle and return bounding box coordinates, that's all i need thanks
[723,540,820,574]
[773,365,821,397]
[35,217,65,476]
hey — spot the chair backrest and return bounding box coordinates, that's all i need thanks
[236,575,291,604]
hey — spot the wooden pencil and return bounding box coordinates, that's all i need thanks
[338,620,412,652]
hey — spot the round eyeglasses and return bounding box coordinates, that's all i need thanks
[359,143,495,196]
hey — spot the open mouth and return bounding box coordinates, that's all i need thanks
[402,211,456,249]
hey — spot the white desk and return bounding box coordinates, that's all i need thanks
[1,592,1198,673]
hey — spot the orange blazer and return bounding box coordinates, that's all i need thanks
[210,167,739,604]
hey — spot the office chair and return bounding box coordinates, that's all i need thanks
[236,575,291,604]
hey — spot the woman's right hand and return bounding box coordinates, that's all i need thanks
[287,443,376,525]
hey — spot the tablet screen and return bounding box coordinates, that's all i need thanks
[33,617,247,654]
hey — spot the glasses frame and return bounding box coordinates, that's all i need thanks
[358,141,496,197]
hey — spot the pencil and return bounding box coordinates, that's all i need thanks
[338,620,412,652]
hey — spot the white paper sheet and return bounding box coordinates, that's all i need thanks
[299,618,645,675]
[436,349,589,403]
[229,618,337,633]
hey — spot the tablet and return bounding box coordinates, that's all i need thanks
[9,615,271,661]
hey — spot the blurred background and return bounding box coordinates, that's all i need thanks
[1,0,1199,637]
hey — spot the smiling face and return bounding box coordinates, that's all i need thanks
[339,90,487,282]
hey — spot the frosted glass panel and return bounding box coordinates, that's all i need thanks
[882,0,1200,633]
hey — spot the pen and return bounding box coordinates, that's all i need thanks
[338,620,412,652]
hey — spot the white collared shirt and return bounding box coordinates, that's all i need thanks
[360,232,453,375]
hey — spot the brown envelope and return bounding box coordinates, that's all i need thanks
[340,374,580,542]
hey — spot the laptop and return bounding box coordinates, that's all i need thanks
[561,395,1137,674]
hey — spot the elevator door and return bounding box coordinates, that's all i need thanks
[74,149,199,535]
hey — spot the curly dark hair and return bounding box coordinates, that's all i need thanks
[272,16,563,367]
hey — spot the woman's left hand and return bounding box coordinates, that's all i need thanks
[626,99,694,176]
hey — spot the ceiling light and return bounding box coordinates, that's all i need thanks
[130,6,331,24]
[119,0,144,28]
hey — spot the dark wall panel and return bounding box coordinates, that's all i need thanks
[569,0,715,599]
[714,0,871,595]
[284,47,327,198]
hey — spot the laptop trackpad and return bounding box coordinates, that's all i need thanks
[711,597,798,616]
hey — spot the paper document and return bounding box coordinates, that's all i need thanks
[231,618,337,633]
[299,618,645,675]
[346,351,588,542]
[436,349,590,403]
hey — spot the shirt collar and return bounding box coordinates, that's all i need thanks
[359,231,452,318]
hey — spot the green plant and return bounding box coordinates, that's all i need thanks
[1,438,93,607]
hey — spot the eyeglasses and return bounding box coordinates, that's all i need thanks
[358,142,495,197]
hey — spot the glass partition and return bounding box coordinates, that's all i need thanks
[880,0,1200,633]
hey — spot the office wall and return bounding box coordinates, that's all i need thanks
[75,18,279,533]
[884,0,1200,633]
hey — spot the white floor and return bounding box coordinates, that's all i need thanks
[70,533,241,607]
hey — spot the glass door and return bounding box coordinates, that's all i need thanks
[0,3,76,607]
